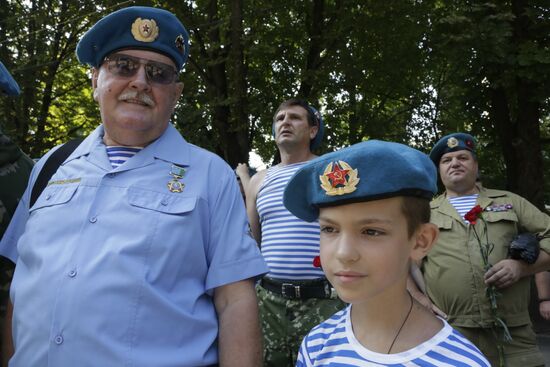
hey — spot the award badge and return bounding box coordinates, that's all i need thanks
[167,164,186,193]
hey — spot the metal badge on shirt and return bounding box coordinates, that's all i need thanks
[167,164,185,193]
[485,203,513,212]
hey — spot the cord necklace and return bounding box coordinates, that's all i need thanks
[387,292,414,354]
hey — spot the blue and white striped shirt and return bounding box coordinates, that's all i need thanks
[106,146,143,168]
[257,162,324,280]
[448,194,479,223]
[297,306,490,366]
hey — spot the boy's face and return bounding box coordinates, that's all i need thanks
[319,197,431,304]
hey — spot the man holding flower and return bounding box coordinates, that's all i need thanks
[410,132,550,366]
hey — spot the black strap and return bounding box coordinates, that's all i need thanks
[260,277,335,300]
[30,139,83,207]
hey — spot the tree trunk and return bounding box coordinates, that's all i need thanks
[297,0,325,100]
[227,0,249,167]
[205,0,231,162]
[490,0,545,210]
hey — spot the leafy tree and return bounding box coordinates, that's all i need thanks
[425,0,550,208]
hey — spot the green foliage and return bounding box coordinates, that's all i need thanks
[0,0,548,204]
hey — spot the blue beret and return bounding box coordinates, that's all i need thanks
[0,61,20,96]
[429,132,476,165]
[76,6,189,71]
[271,104,325,150]
[309,106,325,150]
[283,140,437,222]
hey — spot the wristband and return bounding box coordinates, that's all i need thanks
[539,298,550,303]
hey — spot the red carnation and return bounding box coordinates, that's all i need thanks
[464,205,483,224]
[313,256,322,268]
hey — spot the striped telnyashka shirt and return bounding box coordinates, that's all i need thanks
[448,194,479,223]
[297,306,491,367]
[106,146,142,168]
[257,162,325,280]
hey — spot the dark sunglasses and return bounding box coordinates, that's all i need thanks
[103,53,179,85]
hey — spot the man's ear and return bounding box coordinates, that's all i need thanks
[173,81,184,104]
[91,68,99,101]
[411,223,439,262]
[91,68,99,88]
[309,124,319,140]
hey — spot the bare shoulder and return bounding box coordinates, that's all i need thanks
[248,169,268,196]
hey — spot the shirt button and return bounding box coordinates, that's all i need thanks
[161,199,169,206]
[45,194,52,200]
[54,335,63,345]
[107,173,116,178]
[89,216,97,223]
[68,269,77,278]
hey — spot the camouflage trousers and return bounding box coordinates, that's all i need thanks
[257,284,345,367]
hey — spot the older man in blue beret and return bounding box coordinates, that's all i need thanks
[409,132,550,366]
[0,6,268,367]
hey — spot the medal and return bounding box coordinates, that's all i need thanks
[167,164,186,193]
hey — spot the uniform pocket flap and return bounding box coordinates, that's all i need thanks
[31,182,80,211]
[484,210,518,223]
[128,187,196,214]
[431,215,453,230]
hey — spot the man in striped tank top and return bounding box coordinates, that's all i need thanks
[410,132,550,366]
[246,99,345,366]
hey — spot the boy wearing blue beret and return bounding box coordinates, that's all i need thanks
[283,140,489,366]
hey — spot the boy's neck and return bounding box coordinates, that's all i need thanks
[350,290,442,354]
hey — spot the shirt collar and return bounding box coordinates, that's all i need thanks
[63,123,190,167]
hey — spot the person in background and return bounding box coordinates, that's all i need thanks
[0,61,34,366]
[283,140,489,366]
[0,6,267,367]
[410,132,550,366]
[246,98,344,366]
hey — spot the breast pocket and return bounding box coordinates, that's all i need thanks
[431,215,453,231]
[30,183,80,212]
[484,211,519,224]
[127,187,196,215]
[125,187,205,284]
[483,210,519,261]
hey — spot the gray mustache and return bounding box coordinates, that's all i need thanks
[118,91,155,107]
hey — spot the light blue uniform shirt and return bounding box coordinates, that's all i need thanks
[0,124,268,367]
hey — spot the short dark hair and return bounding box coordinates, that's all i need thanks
[273,98,318,127]
[400,196,431,238]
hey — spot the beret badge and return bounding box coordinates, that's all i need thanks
[131,18,159,42]
[446,137,458,148]
[319,160,360,196]
[175,34,186,54]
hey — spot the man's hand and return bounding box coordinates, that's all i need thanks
[235,163,249,179]
[484,259,526,289]
[540,300,550,320]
